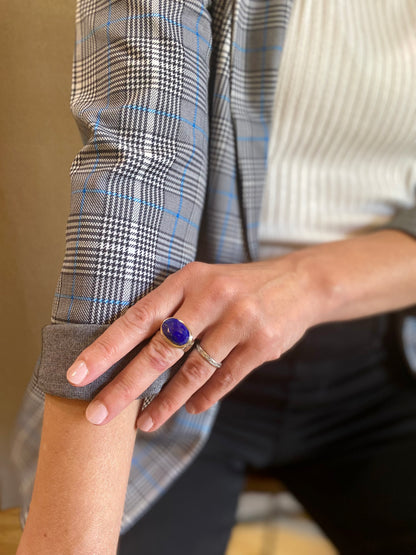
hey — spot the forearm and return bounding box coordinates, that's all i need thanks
[17,394,142,555]
[290,229,416,325]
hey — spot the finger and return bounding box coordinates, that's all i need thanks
[135,346,223,432]
[85,309,206,425]
[85,329,186,425]
[66,273,184,386]
[134,319,241,431]
[185,344,260,414]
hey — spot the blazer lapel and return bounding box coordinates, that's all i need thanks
[230,0,293,261]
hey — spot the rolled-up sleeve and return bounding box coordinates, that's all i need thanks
[35,0,212,401]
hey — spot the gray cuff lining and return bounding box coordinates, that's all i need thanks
[35,323,176,401]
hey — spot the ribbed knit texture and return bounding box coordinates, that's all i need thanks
[258,0,416,258]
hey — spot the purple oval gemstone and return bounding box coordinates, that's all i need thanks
[161,318,190,347]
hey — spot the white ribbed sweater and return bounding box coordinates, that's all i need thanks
[258,0,416,259]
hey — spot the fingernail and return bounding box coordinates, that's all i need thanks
[86,401,108,425]
[67,360,88,385]
[136,413,153,432]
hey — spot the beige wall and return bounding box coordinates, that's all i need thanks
[1,1,80,506]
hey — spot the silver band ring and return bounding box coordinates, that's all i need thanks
[195,340,222,369]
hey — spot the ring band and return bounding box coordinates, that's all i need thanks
[195,340,222,368]
[160,317,194,351]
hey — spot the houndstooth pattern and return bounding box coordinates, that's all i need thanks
[10,0,294,535]
[9,0,416,537]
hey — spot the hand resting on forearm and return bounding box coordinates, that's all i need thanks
[66,229,416,433]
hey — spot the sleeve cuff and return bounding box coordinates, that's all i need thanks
[34,323,177,401]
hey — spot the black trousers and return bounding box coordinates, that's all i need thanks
[117,314,416,554]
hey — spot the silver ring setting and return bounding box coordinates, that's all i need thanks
[195,340,222,368]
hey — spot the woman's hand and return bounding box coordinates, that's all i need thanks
[66,254,325,431]
[66,229,416,432]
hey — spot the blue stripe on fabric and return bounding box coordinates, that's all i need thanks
[166,1,205,270]
[71,188,199,229]
[175,415,212,434]
[67,0,113,322]
[125,104,208,139]
[215,189,237,200]
[132,450,166,493]
[55,293,130,307]
[214,93,230,103]
[77,14,212,49]
[215,169,236,262]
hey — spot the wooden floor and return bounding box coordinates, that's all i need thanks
[1,507,336,554]
[228,523,336,555]
[1,508,22,555]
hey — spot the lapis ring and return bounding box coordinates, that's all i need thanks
[160,317,195,351]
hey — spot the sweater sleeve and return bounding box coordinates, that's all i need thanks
[33,0,212,402]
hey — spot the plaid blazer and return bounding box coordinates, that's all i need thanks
[10,0,416,536]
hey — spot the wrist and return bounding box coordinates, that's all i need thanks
[285,246,347,327]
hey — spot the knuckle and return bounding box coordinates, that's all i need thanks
[233,297,259,322]
[255,329,282,362]
[209,275,235,302]
[156,395,176,415]
[93,335,119,363]
[267,328,284,359]
[214,370,234,390]
[182,261,208,281]
[111,374,138,404]
[186,260,205,273]
[181,360,210,387]
[192,388,215,411]
[255,326,276,352]
[123,303,153,332]
[145,337,178,373]
[269,347,283,361]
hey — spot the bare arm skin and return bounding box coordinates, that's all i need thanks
[294,229,416,323]
[17,394,142,555]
